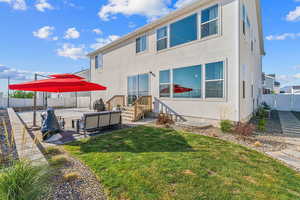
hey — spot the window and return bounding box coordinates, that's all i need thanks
[242,4,251,36]
[243,81,246,99]
[170,14,198,47]
[157,26,168,51]
[136,35,147,53]
[159,70,171,97]
[95,54,103,69]
[205,61,224,98]
[173,65,202,98]
[201,5,219,38]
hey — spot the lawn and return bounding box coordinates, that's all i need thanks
[64,126,300,200]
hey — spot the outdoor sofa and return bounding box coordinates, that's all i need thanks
[75,111,122,135]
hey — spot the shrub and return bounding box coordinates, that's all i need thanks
[234,123,256,138]
[50,155,69,166]
[0,161,50,200]
[156,113,174,125]
[257,107,268,119]
[258,119,266,132]
[262,102,271,110]
[63,172,80,182]
[220,120,233,133]
[45,146,62,156]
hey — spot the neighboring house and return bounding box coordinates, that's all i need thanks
[88,0,265,124]
[262,73,280,94]
[281,86,300,94]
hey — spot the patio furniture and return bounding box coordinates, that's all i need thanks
[75,111,122,135]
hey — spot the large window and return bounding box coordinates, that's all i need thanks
[159,70,171,97]
[170,14,198,47]
[95,54,103,69]
[205,61,224,98]
[157,26,168,51]
[201,5,219,38]
[173,65,202,98]
[136,35,147,53]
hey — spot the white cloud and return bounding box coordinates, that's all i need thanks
[56,43,86,60]
[64,27,80,39]
[286,6,300,21]
[35,0,53,12]
[93,28,103,35]
[52,36,58,41]
[174,0,197,9]
[98,0,171,21]
[0,0,27,10]
[33,26,55,39]
[90,35,120,50]
[293,73,300,79]
[265,33,300,41]
[0,65,40,81]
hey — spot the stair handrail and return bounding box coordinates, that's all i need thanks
[106,95,125,111]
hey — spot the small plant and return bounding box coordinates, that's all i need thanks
[45,146,62,156]
[220,120,233,133]
[258,119,266,132]
[234,123,256,138]
[63,172,80,182]
[262,102,271,110]
[156,113,174,126]
[50,155,69,166]
[257,107,268,119]
[0,161,50,200]
[254,141,263,147]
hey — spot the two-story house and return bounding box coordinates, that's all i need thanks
[88,0,264,125]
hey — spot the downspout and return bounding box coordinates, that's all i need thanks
[237,0,241,122]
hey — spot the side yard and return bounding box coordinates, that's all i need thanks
[64,126,300,200]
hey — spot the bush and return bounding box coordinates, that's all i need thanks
[234,123,256,138]
[0,161,50,200]
[63,172,80,182]
[262,102,271,110]
[45,146,62,156]
[257,107,268,119]
[50,155,69,166]
[156,113,174,125]
[220,120,233,133]
[258,119,266,132]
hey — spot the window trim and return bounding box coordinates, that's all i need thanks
[156,26,169,51]
[159,59,227,102]
[136,34,148,54]
[159,69,171,98]
[204,60,226,100]
[199,3,220,39]
[155,2,222,53]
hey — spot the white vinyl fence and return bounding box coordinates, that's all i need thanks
[262,94,300,112]
[0,97,90,109]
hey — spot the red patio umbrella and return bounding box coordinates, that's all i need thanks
[9,74,107,92]
[160,84,193,94]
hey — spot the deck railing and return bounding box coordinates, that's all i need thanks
[133,96,152,121]
[106,95,125,111]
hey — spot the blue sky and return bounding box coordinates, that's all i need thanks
[0,0,300,94]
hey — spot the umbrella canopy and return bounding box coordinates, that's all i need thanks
[160,84,193,94]
[9,74,107,93]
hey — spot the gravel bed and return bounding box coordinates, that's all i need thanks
[45,150,107,200]
[0,109,17,166]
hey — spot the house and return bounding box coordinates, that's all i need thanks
[281,86,300,94]
[262,73,280,94]
[88,0,265,125]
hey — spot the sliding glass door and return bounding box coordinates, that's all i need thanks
[127,73,149,105]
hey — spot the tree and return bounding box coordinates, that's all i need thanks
[10,91,34,99]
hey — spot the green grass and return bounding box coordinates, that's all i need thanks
[64,126,300,200]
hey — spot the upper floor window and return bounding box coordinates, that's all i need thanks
[201,5,219,38]
[157,26,168,51]
[95,54,103,69]
[170,14,198,47]
[242,4,251,36]
[136,35,147,53]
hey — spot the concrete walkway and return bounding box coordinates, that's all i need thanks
[266,111,300,172]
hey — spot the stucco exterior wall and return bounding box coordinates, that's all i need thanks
[89,0,262,123]
[239,0,263,121]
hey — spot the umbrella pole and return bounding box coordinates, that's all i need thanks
[33,73,37,128]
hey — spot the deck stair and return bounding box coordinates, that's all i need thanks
[122,107,135,121]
